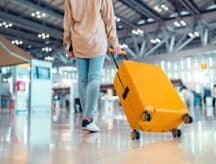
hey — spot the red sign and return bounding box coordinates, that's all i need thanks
[15,81,26,92]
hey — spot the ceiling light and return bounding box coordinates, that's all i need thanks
[45,56,54,61]
[154,6,160,10]
[3,22,6,26]
[42,47,52,52]
[151,38,161,44]
[169,13,178,18]
[0,23,2,27]
[38,33,50,39]
[180,11,190,16]
[164,7,169,11]
[207,4,216,10]
[174,20,187,27]
[132,30,136,34]
[154,4,169,12]
[147,18,154,23]
[117,25,123,30]
[12,40,23,45]
[188,32,194,38]
[188,32,199,38]
[180,20,186,26]
[132,29,144,36]
[32,11,46,19]
[137,19,145,25]
[194,32,199,37]
[161,5,166,8]
[151,39,156,44]
[8,23,13,27]
[114,16,121,22]
[155,38,161,43]
[174,21,180,27]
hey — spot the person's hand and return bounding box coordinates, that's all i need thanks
[113,45,122,55]
[66,51,74,58]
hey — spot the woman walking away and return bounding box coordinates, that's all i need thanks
[63,0,121,132]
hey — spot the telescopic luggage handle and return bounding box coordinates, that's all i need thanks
[108,48,128,69]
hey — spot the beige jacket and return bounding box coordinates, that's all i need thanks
[63,0,119,58]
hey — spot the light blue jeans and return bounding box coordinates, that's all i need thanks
[76,55,105,119]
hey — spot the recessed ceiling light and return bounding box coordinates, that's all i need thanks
[117,25,123,30]
[180,20,186,26]
[161,5,166,8]
[151,39,156,44]
[137,19,145,25]
[164,7,169,11]
[155,38,161,43]
[147,18,154,23]
[188,32,194,38]
[174,21,180,27]
[8,23,13,27]
[194,32,199,37]
[154,6,159,10]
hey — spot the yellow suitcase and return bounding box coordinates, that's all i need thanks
[110,51,193,140]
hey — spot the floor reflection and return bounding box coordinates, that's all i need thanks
[0,100,216,164]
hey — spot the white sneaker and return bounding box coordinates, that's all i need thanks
[82,122,100,132]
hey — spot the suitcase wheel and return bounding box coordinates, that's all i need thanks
[172,129,182,138]
[130,130,140,140]
[182,114,193,124]
[142,111,152,122]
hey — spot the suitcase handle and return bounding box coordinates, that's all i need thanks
[108,48,128,69]
[108,48,127,56]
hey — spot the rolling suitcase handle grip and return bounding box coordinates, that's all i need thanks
[108,48,130,99]
[108,48,128,69]
[108,48,127,56]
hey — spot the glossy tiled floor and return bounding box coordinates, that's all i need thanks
[0,100,216,164]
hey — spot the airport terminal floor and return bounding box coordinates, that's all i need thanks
[0,100,216,164]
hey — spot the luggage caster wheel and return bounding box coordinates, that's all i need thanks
[130,130,140,140]
[182,114,193,124]
[172,129,181,138]
[143,111,152,122]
